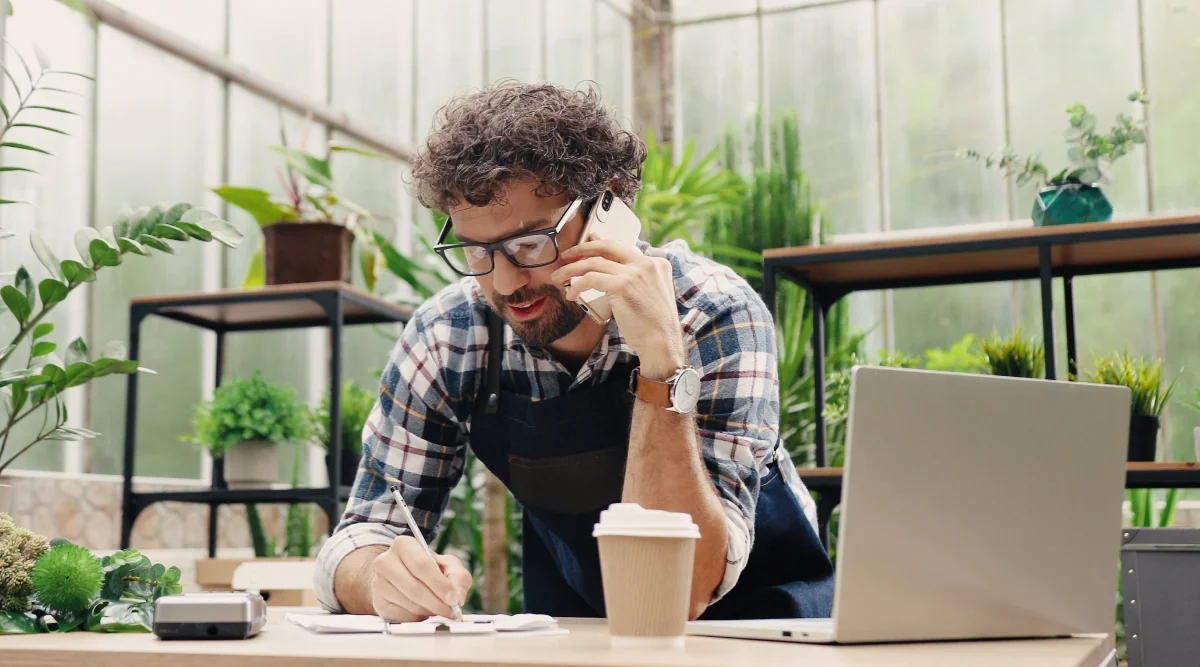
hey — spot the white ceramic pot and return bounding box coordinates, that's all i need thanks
[224,440,279,489]
[0,483,11,515]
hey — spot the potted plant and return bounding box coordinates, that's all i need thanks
[978,329,1044,378]
[314,380,375,487]
[1082,351,1179,462]
[959,91,1148,226]
[212,122,394,290]
[184,371,313,489]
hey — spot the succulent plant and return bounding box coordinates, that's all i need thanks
[0,513,50,613]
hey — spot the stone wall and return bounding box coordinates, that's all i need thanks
[0,471,330,553]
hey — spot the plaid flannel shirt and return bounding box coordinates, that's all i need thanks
[313,239,818,612]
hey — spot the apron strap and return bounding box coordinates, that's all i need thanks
[484,309,504,414]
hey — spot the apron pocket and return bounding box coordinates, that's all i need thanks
[508,446,627,516]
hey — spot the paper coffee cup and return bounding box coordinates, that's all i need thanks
[593,503,701,647]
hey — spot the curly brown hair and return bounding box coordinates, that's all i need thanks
[410,81,646,213]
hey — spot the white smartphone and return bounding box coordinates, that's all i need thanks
[573,189,642,324]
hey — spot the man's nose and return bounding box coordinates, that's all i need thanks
[490,251,528,296]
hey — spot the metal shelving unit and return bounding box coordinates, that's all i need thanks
[118,281,412,556]
[761,213,1200,544]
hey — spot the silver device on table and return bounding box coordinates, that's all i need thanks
[687,365,1131,645]
[153,591,267,640]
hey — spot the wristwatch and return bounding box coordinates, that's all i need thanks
[629,366,702,414]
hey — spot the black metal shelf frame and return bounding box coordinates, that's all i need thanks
[762,219,1200,545]
[118,285,410,557]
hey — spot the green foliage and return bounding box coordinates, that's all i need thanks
[960,91,1148,189]
[632,128,744,247]
[184,371,313,457]
[212,121,395,290]
[0,513,49,613]
[922,333,989,373]
[978,329,1044,378]
[30,543,101,614]
[1082,351,1179,418]
[314,380,375,455]
[821,351,920,466]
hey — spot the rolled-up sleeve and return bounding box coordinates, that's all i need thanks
[688,291,792,602]
[313,310,468,612]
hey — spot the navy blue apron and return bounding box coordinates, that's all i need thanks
[467,309,834,619]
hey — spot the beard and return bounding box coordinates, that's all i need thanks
[491,284,586,349]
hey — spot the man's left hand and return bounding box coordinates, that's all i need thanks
[552,236,685,380]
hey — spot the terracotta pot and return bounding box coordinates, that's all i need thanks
[262,222,353,285]
[224,440,279,489]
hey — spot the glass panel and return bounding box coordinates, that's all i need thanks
[1145,0,1200,463]
[486,0,542,82]
[764,0,879,235]
[596,0,632,120]
[89,0,226,477]
[0,0,97,471]
[225,0,328,483]
[330,0,414,394]
[545,0,592,87]
[674,16,758,161]
[1004,0,1145,216]
[415,0,485,141]
[672,0,755,23]
[878,0,1007,230]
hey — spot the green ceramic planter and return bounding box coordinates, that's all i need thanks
[1031,183,1113,226]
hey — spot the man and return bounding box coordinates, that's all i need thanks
[313,81,834,622]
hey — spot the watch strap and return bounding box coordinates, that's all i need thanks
[630,368,673,408]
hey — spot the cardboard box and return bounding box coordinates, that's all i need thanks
[196,558,319,607]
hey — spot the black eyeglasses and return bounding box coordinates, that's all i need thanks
[433,198,586,277]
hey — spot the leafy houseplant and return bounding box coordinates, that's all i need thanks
[0,518,181,635]
[213,125,393,290]
[978,329,1044,378]
[184,370,313,489]
[960,91,1148,226]
[632,128,744,247]
[314,380,375,487]
[0,44,243,508]
[1082,351,1179,462]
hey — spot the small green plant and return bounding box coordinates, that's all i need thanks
[960,91,1148,189]
[30,542,102,614]
[978,329,1044,378]
[923,334,989,374]
[212,115,394,291]
[314,380,375,455]
[1082,351,1179,418]
[184,371,313,457]
[0,513,49,613]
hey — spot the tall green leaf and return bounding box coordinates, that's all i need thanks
[269,146,334,189]
[211,186,292,226]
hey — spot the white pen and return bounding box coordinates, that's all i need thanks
[388,484,464,621]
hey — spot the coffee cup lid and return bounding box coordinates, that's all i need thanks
[592,503,701,539]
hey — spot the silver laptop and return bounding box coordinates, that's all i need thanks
[687,365,1131,644]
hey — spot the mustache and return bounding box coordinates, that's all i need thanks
[496,284,562,307]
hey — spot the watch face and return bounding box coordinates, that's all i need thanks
[672,368,701,412]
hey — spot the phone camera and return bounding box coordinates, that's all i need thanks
[602,191,613,210]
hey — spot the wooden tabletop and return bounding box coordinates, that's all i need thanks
[132,281,413,330]
[0,608,1114,667]
[763,213,1200,291]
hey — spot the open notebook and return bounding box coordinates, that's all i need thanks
[286,612,565,636]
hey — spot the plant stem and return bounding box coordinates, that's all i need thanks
[0,72,43,145]
[0,395,61,472]
[0,273,87,371]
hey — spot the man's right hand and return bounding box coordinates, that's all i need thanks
[370,535,473,621]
